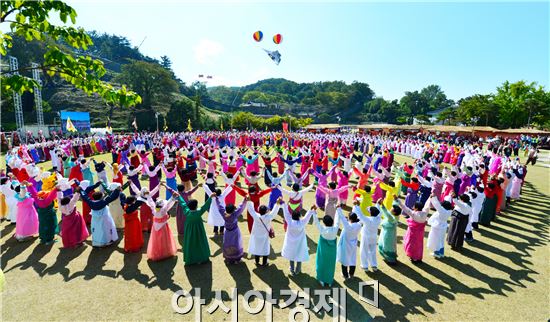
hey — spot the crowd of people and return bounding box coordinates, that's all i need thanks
[0,130,538,287]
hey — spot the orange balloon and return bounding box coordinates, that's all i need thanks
[273,34,282,44]
[253,31,263,42]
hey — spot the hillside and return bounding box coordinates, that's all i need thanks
[207,78,376,122]
[1,32,219,131]
[3,31,547,130]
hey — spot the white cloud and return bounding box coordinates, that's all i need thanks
[193,39,224,65]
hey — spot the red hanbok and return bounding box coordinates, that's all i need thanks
[123,205,144,252]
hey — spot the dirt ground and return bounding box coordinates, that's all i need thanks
[1,152,549,321]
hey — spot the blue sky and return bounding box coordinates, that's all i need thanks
[62,1,549,100]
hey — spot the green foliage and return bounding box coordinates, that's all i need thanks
[0,0,141,107]
[316,113,332,124]
[455,81,549,129]
[228,112,311,131]
[493,81,549,128]
[208,78,374,121]
[399,91,429,124]
[166,97,198,131]
[436,107,458,125]
[115,60,178,109]
[456,94,498,126]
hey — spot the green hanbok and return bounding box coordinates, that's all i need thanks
[479,194,497,226]
[378,206,398,263]
[316,236,337,285]
[180,197,212,265]
[37,204,59,243]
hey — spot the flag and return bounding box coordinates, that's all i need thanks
[163,116,168,131]
[187,119,192,132]
[132,118,138,130]
[220,119,224,131]
[106,117,112,133]
[282,121,288,133]
[65,117,77,132]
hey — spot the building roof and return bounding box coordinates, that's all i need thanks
[497,128,550,134]
[304,123,549,135]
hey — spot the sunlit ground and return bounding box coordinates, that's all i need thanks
[1,151,548,321]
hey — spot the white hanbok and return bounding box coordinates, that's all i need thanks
[0,181,18,222]
[426,196,452,252]
[281,206,314,262]
[336,207,363,267]
[205,185,232,227]
[247,202,281,256]
[90,206,118,246]
[354,205,381,269]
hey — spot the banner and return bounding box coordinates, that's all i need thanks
[60,111,90,133]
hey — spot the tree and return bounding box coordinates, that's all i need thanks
[160,55,172,70]
[494,81,549,128]
[457,94,498,126]
[1,0,140,107]
[400,91,429,124]
[317,113,332,123]
[436,107,457,125]
[116,60,178,109]
[420,85,453,111]
[379,99,402,123]
[166,97,195,131]
[348,81,374,108]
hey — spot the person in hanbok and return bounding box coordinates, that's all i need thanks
[354,185,374,214]
[130,181,160,233]
[354,203,381,271]
[144,164,161,200]
[312,208,338,286]
[447,194,472,251]
[279,183,314,230]
[216,197,247,264]
[14,184,39,241]
[246,199,281,267]
[378,203,402,265]
[172,184,200,236]
[1,177,18,223]
[99,182,125,230]
[464,190,483,241]
[336,206,363,278]
[479,182,498,226]
[80,184,121,247]
[510,166,525,200]
[312,166,336,209]
[80,180,102,224]
[58,191,89,248]
[317,182,349,219]
[161,164,178,199]
[281,203,315,275]
[180,196,213,265]
[401,177,420,209]
[233,185,272,233]
[26,183,59,244]
[120,194,144,253]
[146,193,178,261]
[425,195,453,258]
[397,199,427,263]
[205,185,233,235]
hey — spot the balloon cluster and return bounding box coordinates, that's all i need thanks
[253,30,282,44]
